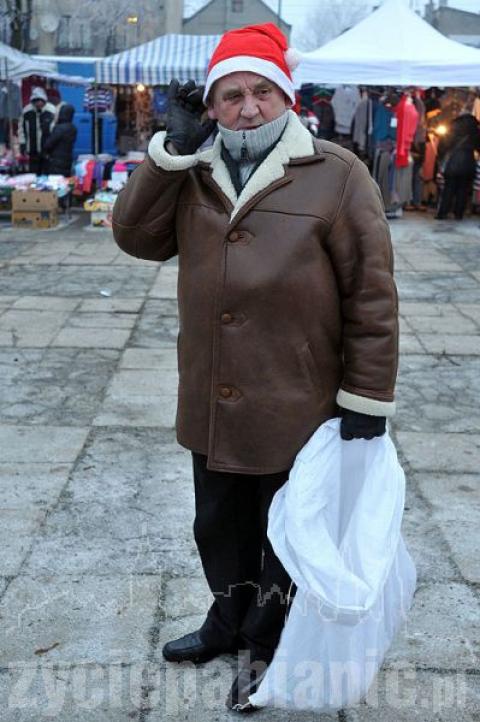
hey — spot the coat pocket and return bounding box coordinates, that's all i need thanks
[297,341,323,397]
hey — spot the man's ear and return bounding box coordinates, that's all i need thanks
[207,105,218,120]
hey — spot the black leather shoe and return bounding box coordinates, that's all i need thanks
[162,630,235,664]
[226,656,268,713]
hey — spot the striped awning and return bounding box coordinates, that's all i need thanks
[97,33,221,86]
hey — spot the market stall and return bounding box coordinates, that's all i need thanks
[292,0,480,219]
[94,33,221,153]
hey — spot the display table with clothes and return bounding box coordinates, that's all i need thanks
[0,174,73,226]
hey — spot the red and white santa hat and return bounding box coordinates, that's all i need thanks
[203,23,300,105]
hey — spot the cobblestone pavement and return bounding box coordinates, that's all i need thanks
[0,213,479,721]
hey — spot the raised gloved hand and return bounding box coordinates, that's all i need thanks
[340,409,386,441]
[165,79,216,156]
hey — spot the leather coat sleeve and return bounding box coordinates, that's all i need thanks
[112,153,189,262]
[325,157,399,417]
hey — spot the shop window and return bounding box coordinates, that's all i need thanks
[231,0,244,12]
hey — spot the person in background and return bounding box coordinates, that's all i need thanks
[436,109,480,220]
[19,87,56,175]
[43,103,77,177]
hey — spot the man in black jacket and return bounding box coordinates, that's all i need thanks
[19,87,56,175]
[43,104,77,177]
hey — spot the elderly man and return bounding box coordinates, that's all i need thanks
[113,23,398,713]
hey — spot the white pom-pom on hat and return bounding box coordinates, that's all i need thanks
[285,47,302,72]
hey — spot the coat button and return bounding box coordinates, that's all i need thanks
[220,386,232,398]
[229,231,239,242]
[221,312,233,324]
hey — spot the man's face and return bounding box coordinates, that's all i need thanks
[207,71,290,130]
[33,99,45,111]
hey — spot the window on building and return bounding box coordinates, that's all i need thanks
[57,15,71,48]
[231,0,244,12]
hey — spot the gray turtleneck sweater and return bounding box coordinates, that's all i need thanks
[218,111,289,194]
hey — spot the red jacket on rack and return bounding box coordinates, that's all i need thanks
[395,95,419,168]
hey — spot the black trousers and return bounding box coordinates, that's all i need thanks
[192,452,294,663]
[437,177,471,219]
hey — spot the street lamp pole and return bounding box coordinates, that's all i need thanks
[277,0,283,26]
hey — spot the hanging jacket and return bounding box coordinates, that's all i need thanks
[19,102,56,157]
[43,104,77,176]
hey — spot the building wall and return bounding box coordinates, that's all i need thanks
[183,0,291,40]
[29,0,184,56]
[424,4,480,46]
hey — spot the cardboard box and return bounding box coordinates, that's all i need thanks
[12,190,58,212]
[12,210,59,229]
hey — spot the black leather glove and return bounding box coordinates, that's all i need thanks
[340,410,386,441]
[165,79,216,155]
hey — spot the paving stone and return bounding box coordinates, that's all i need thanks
[119,347,177,370]
[0,508,46,575]
[66,428,191,504]
[420,335,480,356]
[164,577,213,619]
[395,272,480,304]
[346,668,480,721]
[399,301,458,317]
[0,426,88,464]
[0,575,162,665]
[406,311,477,335]
[399,335,424,354]
[66,312,137,329]
[11,296,80,311]
[93,393,177,428]
[129,306,179,348]
[396,432,480,473]
[0,309,70,347]
[393,355,480,433]
[0,662,156,721]
[149,267,178,299]
[404,250,462,273]
[402,485,459,585]
[0,265,157,298]
[106,369,179,396]
[385,583,480,671]
[0,348,119,425]
[0,463,71,507]
[416,473,480,583]
[456,304,480,327]
[25,479,196,575]
[51,327,132,349]
[78,298,144,313]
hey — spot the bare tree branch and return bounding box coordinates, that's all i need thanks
[294,0,370,52]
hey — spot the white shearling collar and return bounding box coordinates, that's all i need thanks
[147,110,315,221]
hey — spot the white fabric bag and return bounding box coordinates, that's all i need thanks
[249,417,416,712]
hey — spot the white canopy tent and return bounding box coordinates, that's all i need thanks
[96,33,221,86]
[294,0,480,87]
[0,41,56,80]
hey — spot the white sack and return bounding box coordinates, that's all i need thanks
[250,418,416,712]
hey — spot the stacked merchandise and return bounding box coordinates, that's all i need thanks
[1,174,72,226]
[84,190,118,227]
[81,153,144,226]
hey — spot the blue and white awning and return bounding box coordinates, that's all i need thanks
[97,33,221,86]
